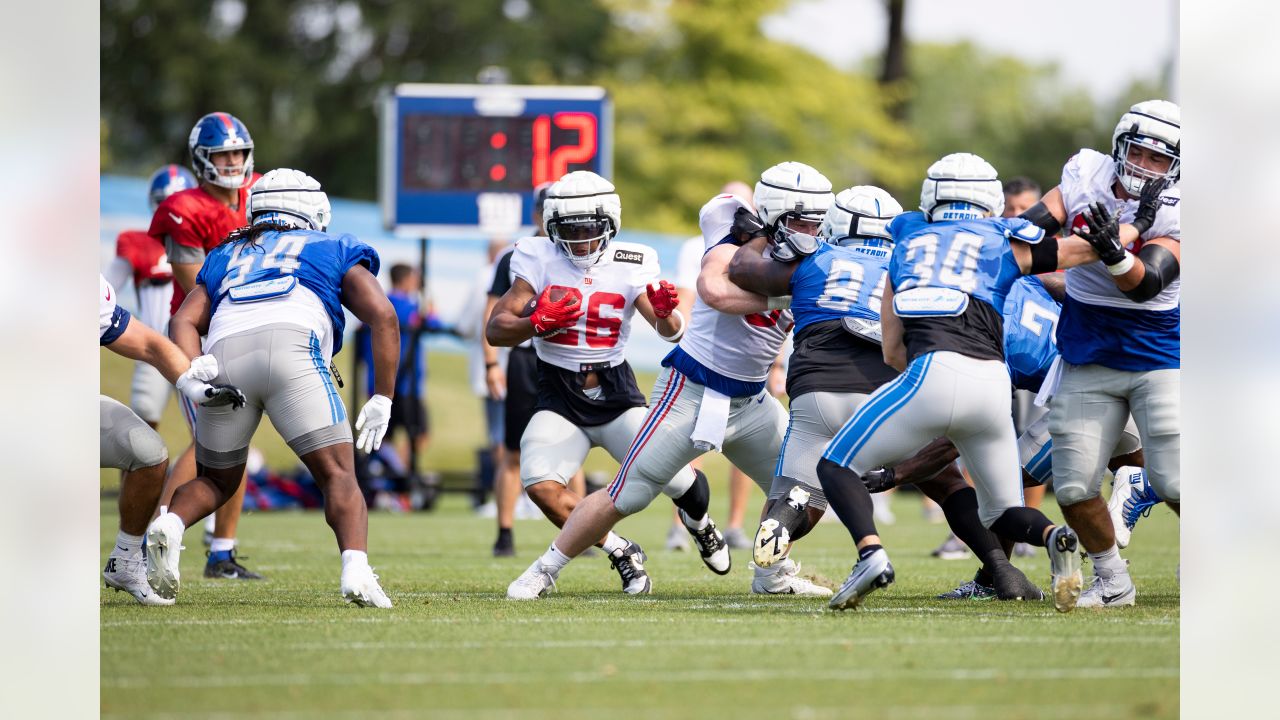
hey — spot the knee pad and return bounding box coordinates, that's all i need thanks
[767,474,828,511]
[1051,477,1100,507]
[125,425,168,470]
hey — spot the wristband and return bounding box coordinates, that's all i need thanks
[657,310,685,342]
[1107,252,1135,276]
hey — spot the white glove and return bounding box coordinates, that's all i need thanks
[175,355,246,409]
[186,354,220,382]
[355,394,393,453]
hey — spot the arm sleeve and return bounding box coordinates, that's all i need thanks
[488,249,514,297]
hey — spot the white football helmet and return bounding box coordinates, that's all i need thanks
[821,186,904,256]
[1112,99,1180,196]
[920,152,1004,221]
[753,162,834,245]
[542,171,621,268]
[247,169,331,231]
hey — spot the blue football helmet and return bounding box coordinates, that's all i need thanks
[188,112,255,189]
[147,164,198,212]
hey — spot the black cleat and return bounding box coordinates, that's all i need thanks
[682,511,731,575]
[204,550,264,580]
[608,540,652,594]
[493,530,516,558]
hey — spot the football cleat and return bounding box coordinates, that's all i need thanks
[753,486,810,567]
[751,559,832,596]
[723,526,751,550]
[1108,467,1159,549]
[144,513,185,600]
[665,523,690,552]
[507,560,558,600]
[1077,570,1137,609]
[1046,526,1083,613]
[204,549,264,580]
[340,563,392,608]
[608,540,652,595]
[681,511,731,575]
[104,551,174,606]
[930,532,971,560]
[493,530,516,558]
[991,562,1045,601]
[830,549,895,611]
[936,579,996,601]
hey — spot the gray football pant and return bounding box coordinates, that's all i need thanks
[1048,362,1179,505]
[100,395,168,471]
[604,366,788,516]
[774,391,871,509]
[822,351,1024,528]
[196,323,352,469]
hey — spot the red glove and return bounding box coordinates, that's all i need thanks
[529,285,583,336]
[646,280,679,319]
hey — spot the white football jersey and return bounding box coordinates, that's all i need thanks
[677,194,792,383]
[510,237,659,372]
[99,274,120,341]
[1060,149,1181,312]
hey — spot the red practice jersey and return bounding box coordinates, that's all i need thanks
[148,176,260,314]
[115,230,172,286]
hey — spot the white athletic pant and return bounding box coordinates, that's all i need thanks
[822,351,1023,527]
[605,366,788,516]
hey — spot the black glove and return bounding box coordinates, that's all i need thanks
[861,466,897,494]
[201,384,248,410]
[1131,177,1170,236]
[1079,201,1127,267]
[731,207,767,245]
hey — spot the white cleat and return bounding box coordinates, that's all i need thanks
[751,559,832,597]
[144,513,185,600]
[1046,526,1083,613]
[1077,570,1137,609]
[1107,468,1140,549]
[753,486,809,568]
[507,560,558,600]
[829,549,894,610]
[103,551,174,606]
[681,511,731,575]
[341,564,393,608]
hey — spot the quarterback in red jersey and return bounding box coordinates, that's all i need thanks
[149,111,264,581]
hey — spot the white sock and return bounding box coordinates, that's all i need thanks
[341,549,370,569]
[210,538,236,554]
[1089,544,1127,578]
[538,543,572,574]
[115,531,143,556]
[600,533,627,555]
[682,510,711,531]
[204,514,216,533]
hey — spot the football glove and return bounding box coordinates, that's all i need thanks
[646,280,679,319]
[1079,201,1127,267]
[861,467,897,494]
[528,286,583,336]
[355,394,393,453]
[731,207,767,244]
[1130,177,1170,236]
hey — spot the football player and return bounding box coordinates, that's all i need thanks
[815,153,1102,613]
[1017,100,1182,608]
[103,164,198,429]
[147,169,398,608]
[149,112,263,580]
[505,162,818,600]
[99,274,245,605]
[729,185,1040,601]
[491,171,703,595]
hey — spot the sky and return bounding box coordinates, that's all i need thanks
[763,0,1178,102]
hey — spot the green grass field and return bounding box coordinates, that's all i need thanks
[100,351,1179,719]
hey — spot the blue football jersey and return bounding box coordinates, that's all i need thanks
[789,243,888,333]
[1002,276,1060,392]
[887,212,1043,312]
[197,229,379,354]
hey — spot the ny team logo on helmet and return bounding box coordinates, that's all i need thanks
[753,161,834,241]
[188,112,255,190]
[542,171,621,269]
[147,164,198,213]
[821,186,904,257]
[248,168,331,232]
[1112,99,1180,196]
[920,153,1004,221]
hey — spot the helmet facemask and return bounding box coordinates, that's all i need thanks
[196,146,254,190]
[549,214,614,269]
[1115,134,1179,197]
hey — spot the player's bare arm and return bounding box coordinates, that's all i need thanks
[697,243,769,314]
[879,284,907,372]
[727,235,796,298]
[169,284,212,359]
[107,315,199,385]
[481,295,507,398]
[1010,234,1098,275]
[342,263,400,399]
[1037,272,1067,303]
[486,277,541,347]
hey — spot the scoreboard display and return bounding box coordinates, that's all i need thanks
[380,84,612,235]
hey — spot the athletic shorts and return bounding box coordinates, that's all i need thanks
[195,323,352,469]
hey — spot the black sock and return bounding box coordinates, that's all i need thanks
[973,565,994,588]
[497,527,512,542]
[941,487,1003,559]
[989,507,1054,547]
[817,458,879,545]
[858,543,883,561]
[672,469,710,521]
